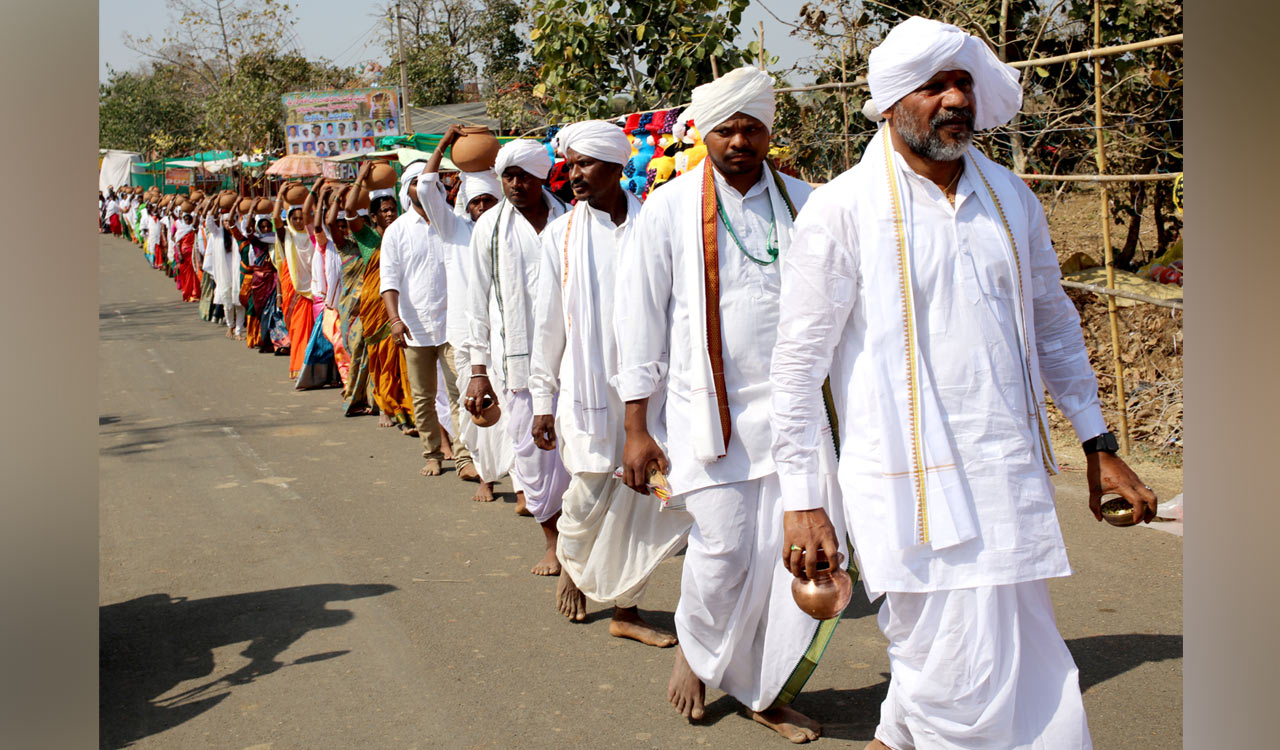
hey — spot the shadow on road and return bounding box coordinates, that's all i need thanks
[1068,632,1182,692]
[99,582,396,749]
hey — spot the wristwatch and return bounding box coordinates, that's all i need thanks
[1081,431,1119,455]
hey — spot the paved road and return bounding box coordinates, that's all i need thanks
[99,233,1182,749]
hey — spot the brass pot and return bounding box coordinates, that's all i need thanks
[471,393,501,427]
[791,553,853,620]
[451,127,500,172]
[1101,497,1138,527]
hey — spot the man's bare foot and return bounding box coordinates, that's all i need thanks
[225,328,233,339]
[750,705,822,744]
[471,481,495,502]
[378,413,394,428]
[457,463,480,482]
[864,740,894,750]
[610,607,677,647]
[420,459,443,476]
[514,491,532,516]
[531,516,560,575]
[531,547,560,576]
[402,424,419,437]
[667,645,705,720]
[556,569,587,621]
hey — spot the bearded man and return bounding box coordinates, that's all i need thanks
[464,139,571,575]
[528,121,694,645]
[770,17,1159,750]
[614,66,835,743]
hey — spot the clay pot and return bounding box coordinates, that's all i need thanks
[217,192,237,210]
[237,197,254,215]
[367,162,398,189]
[180,200,194,213]
[189,190,205,202]
[791,553,853,620]
[283,182,309,205]
[1101,497,1138,527]
[471,393,502,428]
[451,127,500,172]
[253,197,275,215]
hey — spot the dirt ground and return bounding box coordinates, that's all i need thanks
[1043,185,1183,468]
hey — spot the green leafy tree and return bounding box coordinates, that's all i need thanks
[527,0,752,121]
[99,64,206,156]
[387,0,480,106]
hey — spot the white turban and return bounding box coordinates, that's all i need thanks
[867,15,1022,131]
[399,160,426,211]
[493,139,552,180]
[460,169,502,207]
[554,120,632,165]
[685,65,776,136]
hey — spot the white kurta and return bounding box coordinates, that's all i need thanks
[530,195,693,607]
[614,165,813,495]
[613,162,820,711]
[770,144,1106,595]
[379,208,449,346]
[467,191,569,502]
[417,171,514,483]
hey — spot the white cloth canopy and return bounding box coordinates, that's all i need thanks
[867,15,1022,130]
[684,65,777,136]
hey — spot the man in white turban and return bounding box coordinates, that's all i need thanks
[528,120,694,645]
[615,66,834,743]
[770,16,1158,750]
[464,136,571,574]
[417,125,507,501]
[380,159,478,481]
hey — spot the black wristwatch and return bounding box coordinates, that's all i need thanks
[1082,431,1119,455]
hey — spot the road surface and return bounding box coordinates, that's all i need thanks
[99,233,1182,748]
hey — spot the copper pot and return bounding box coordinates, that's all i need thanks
[451,127,500,172]
[791,553,853,620]
[1101,497,1138,527]
[471,393,502,427]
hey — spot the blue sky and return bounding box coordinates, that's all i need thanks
[99,0,820,85]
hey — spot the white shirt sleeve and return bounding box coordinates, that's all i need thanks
[1020,183,1108,441]
[417,172,461,242]
[769,195,859,512]
[465,211,495,372]
[379,222,404,295]
[612,195,674,402]
[529,224,566,416]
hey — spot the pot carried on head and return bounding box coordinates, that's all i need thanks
[451,127,500,172]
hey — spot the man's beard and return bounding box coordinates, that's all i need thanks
[895,105,974,162]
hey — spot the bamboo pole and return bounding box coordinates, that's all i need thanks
[772,33,1183,94]
[840,35,851,171]
[1093,0,1130,455]
[1018,172,1182,182]
[1059,279,1183,310]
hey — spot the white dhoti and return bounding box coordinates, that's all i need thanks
[455,334,515,485]
[556,470,691,608]
[676,475,823,712]
[505,389,569,522]
[874,578,1091,750]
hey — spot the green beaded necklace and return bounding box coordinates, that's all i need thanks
[714,188,779,266]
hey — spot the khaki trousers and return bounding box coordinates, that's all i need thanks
[404,343,471,466]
